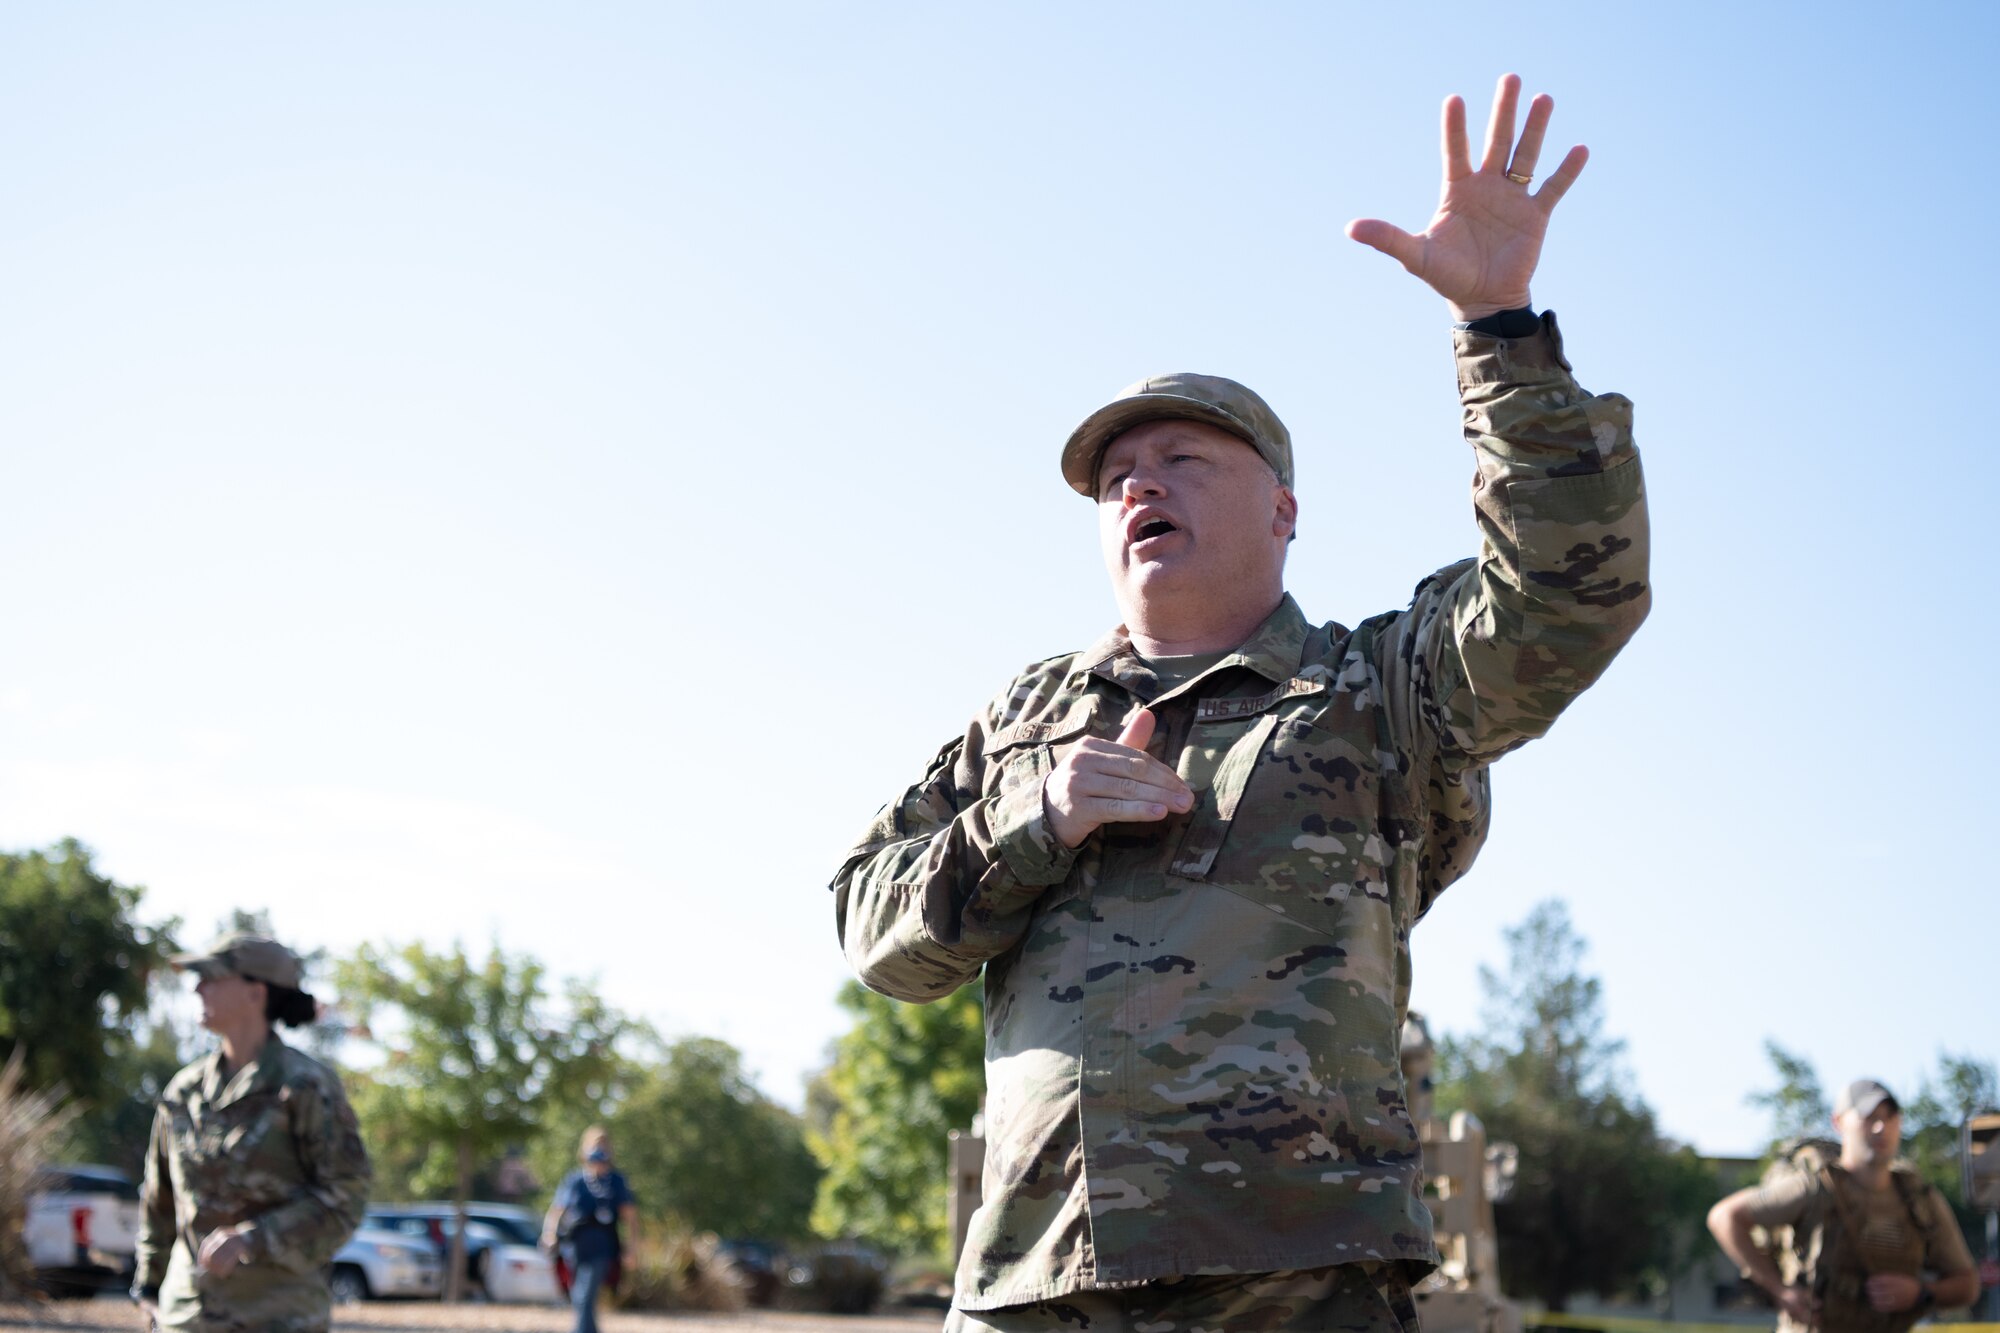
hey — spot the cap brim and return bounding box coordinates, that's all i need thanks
[170,952,231,978]
[1061,396,1259,497]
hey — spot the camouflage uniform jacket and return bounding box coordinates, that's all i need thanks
[135,1034,372,1332]
[832,314,1649,1311]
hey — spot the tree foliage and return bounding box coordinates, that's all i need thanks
[809,980,984,1259]
[532,1036,820,1241]
[64,1020,195,1176]
[336,941,629,1295]
[1746,1040,1830,1149]
[1905,1053,1997,1236]
[1437,901,1714,1311]
[0,839,176,1107]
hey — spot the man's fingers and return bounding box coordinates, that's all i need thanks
[1480,73,1520,174]
[1345,219,1422,271]
[1069,770,1191,807]
[1534,144,1589,209]
[1508,92,1553,181]
[1115,707,1155,751]
[1440,93,1471,180]
[1069,745,1192,800]
[1085,796,1179,823]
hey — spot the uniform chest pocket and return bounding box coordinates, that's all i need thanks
[215,1093,291,1170]
[1175,708,1391,937]
[175,1091,288,1172]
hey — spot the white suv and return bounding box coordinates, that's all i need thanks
[25,1165,141,1299]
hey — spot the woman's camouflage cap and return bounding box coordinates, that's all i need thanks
[172,931,304,989]
[1061,372,1293,497]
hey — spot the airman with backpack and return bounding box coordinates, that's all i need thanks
[1708,1079,1980,1333]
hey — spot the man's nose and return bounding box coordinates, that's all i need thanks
[1120,469,1166,501]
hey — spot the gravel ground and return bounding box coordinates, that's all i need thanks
[0,1301,939,1332]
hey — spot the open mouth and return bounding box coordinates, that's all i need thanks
[1131,517,1178,543]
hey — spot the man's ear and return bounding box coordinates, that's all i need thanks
[1274,486,1298,541]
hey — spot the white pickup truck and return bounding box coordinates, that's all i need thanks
[26,1164,142,1298]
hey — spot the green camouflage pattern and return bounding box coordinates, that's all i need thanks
[944,1259,1418,1332]
[135,1034,372,1332]
[833,313,1649,1310]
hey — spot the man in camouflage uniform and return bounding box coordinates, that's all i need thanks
[1708,1079,1980,1333]
[134,933,372,1333]
[833,76,1649,1331]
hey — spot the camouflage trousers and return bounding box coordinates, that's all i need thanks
[944,1261,1419,1333]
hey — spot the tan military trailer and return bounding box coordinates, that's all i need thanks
[1400,1012,1522,1333]
[1963,1109,2000,1320]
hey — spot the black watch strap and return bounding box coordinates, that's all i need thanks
[1462,305,1540,338]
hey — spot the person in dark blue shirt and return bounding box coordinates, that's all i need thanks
[541,1126,637,1333]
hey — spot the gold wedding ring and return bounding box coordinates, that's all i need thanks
[1505,170,1533,185]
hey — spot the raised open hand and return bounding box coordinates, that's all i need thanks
[1346,74,1587,321]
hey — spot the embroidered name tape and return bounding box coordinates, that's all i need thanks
[1195,672,1327,722]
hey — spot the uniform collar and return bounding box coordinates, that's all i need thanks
[199,1032,287,1108]
[1078,594,1309,699]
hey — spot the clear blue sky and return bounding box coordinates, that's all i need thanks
[4,3,1994,1156]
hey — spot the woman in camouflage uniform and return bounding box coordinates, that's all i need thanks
[132,932,372,1333]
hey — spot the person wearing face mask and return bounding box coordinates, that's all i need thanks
[833,74,1650,1332]
[131,932,371,1332]
[542,1126,637,1333]
[1708,1079,1981,1333]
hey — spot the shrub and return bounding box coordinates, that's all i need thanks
[0,1050,79,1299]
[611,1228,745,1314]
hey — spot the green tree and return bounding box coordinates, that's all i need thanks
[535,1036,821,1240]
[0,839,176,1106]
[1437,901,1715,1311]
[64,1019,196,1176]
[1746,1040,1831,1149]
[809,980,984,1259]
[1905,1052,1998,1237]
[336,941,629,1298]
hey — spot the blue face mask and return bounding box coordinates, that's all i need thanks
[586,1148,610,1164]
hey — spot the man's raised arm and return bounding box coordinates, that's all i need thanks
[1350,76,1649,773]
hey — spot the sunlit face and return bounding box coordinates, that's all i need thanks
[1094,419,1295,630]
[193,970,266,1034]
[1836,1100,1902,1166]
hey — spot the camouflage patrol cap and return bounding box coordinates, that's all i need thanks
[1061,372,1293,498]
[1835,1078,1898,1119]
[172,931,303,990]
